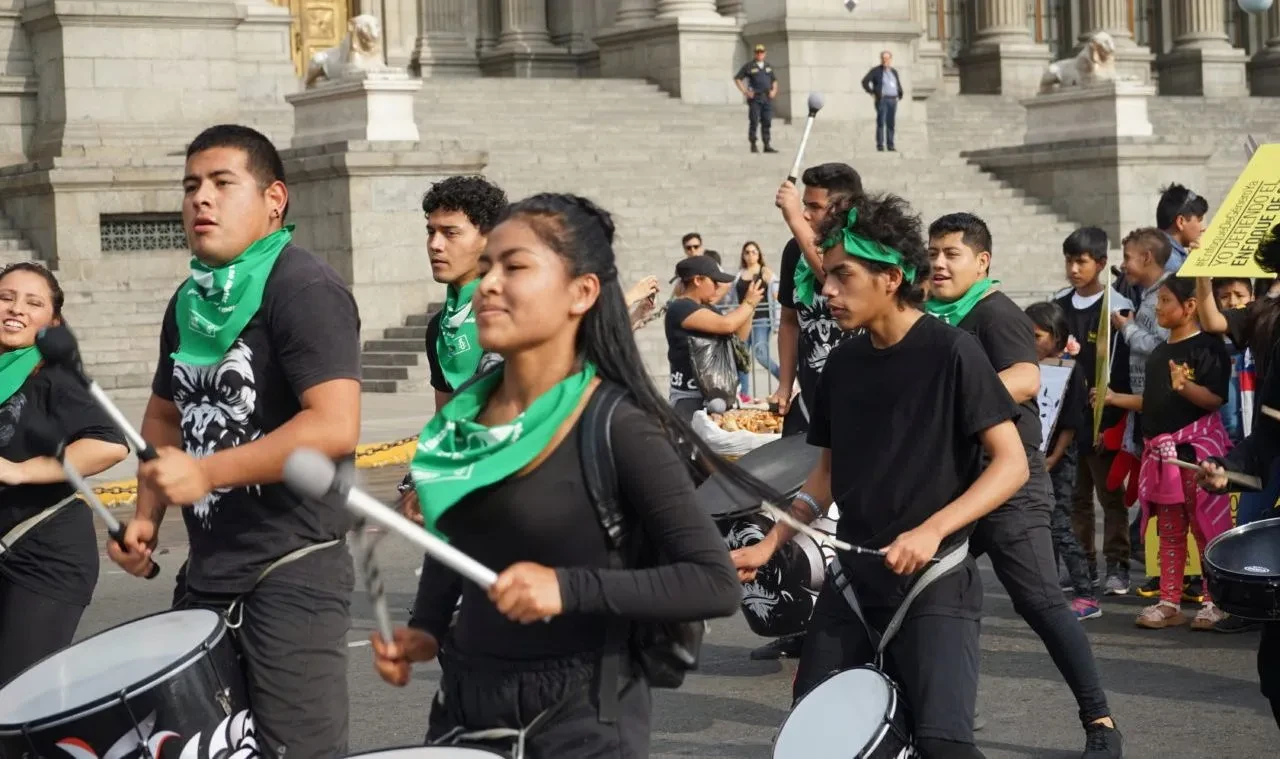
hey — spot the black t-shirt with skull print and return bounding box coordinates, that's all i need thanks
[778,239,853,412]
[0,364,125,606]
[152,244,362,595]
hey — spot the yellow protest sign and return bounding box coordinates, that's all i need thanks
[1177,143,1280,278]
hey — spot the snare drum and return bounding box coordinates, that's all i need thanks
[0,609,251,758]
[773,666,916,759]
[724,511,837,638]
[1204,517,1280,620]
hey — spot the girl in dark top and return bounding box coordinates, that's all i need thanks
[0,263,128,684]
[1102,276,1232,631]
[733,241,779,399]
[1025,301,1099,620]
[665,255,762,421]
[370,194,779,757]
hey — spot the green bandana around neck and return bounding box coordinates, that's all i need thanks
[0,345,40,405]
[172,225,292,366]
[925,277,999,326]
[410,361,597,538]
[436,279,482,390]
[794,208,918,307]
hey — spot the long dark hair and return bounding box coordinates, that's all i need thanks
[1024,301,1068,353]
[499,193,784,504]
[0,261,65,320]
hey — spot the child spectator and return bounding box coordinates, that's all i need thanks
[1210,277,1254,444]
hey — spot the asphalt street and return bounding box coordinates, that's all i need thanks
[69,500,1276,759]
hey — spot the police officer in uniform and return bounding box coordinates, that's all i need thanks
[734,44,778,154]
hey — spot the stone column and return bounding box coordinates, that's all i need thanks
[1079,0,1154,83]
[1156,0,1248,95]
[484,0,575,76]
[614,0,657,26]
[1249,1,1280,95]
[716,0,743,21]
[655,0,719,18]
[909,0,945,99]
[476,0,500,53]
[957,0,1051,95]
[414,0,479,75]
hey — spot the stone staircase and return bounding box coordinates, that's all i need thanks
[358,78,1079,392]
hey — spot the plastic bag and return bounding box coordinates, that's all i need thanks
[688,335,738,405]
[690,410,781,457]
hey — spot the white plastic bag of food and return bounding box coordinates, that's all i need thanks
[690,410,781,457]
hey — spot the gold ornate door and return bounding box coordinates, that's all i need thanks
[271,0,352,76]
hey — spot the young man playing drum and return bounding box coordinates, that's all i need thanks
[109,124,362,758]
[732,193,1028,759]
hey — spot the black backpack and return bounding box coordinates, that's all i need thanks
[579,382,706,722]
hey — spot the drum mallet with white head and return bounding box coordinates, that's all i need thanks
[26,417,161,579]
[786,92,825,184]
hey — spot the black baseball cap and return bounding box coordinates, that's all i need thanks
[672,256,735,284]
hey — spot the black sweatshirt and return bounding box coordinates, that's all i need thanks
[409,398,740,660]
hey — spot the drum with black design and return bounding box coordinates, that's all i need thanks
[0,609,253,758]
[725,510,837,638]
[697,433,821,522]
[773,666,917,759]
[1204,517,1280,621]
[348,749,504,757]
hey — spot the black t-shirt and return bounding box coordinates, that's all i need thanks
[424,310,502,395]
[1141,331,1231,439]
[1055,290,1129,437]
[0,365,125,606]
[734,273,771,320]
[665,298,715,393]
[777,239,851,410]
[956,292,1041,449]
[152,244,362,594]
[808,316,1016,612]
[409,399,738,657]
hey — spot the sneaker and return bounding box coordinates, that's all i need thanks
[1191,602,1226,631]
[1071,597,1103,620]
[749,634,805,660]
[763,144,779,154]
[1213,613,1264,634]
[1103,574,1130,596]
[1183,576,1205,603]
[750,142,759,153]
[1082,721,1124,759]
[1135,576,1161,598]
[1136,601,1187,629]
[737,391,752,404]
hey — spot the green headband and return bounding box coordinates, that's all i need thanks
[823,208,917,282]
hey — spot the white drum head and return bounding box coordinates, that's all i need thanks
[0,609,223,725]
[774,668,892,759]
[350,750,500,757]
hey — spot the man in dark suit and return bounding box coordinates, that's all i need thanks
[860,50,904,152]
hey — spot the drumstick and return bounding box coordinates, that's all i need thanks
[1165,457,1262,490]
[760,502,941,564]
[1262,405,1280,423]
[353,517,395,643]
[27,417,161,580]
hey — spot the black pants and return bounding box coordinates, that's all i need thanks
[971,448,1110,727]
[172,549,354,759]
[426,649,651,758]
[0,576,85,685]
[1261,622,1280,729]
[748,97,772,145]
[793,570,984,758]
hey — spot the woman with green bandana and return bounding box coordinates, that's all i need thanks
[0,263,128,685]
[370,193,781,757]
[925,213,1123,757]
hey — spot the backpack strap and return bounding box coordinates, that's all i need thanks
[577,381,630,723]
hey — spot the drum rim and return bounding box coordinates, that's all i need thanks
[0,608,229,733]
[1204,516,1280,580]
[347,748,504,756]
[771,664,900,759]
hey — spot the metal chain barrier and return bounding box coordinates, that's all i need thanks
[91,436,418,507]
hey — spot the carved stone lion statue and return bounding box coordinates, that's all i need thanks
[1039,31,1118,93]
[304,14,386,88]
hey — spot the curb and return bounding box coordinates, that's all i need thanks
[93,437,417,508]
